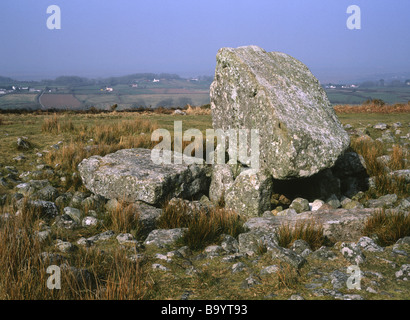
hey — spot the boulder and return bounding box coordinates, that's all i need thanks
[210,45,349,179]
[289,197,310,213]
[244,208,377,242]
[224,169,273,217]
[209,164,234,203]
[78,148,210,206]
[143,228,187,248]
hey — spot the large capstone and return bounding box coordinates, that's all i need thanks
[210,45,350,179]
[78,148,210,206]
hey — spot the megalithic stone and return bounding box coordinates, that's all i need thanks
[210,45,350,180]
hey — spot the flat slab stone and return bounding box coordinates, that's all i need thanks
[78,148,210,205]
[244,208,378,242]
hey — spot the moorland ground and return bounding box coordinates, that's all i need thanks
[0,103,409,300]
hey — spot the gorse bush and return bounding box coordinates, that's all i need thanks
[363,209,410,247]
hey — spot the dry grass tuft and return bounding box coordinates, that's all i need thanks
[271,262,301,290]
[41,114,75,134]
[0,201,150,299]
[334,101,410,114]
[104,200,141,235]
[44,117,157,174]
[157,200,245,250]
[185,104,212,115]
[363,209,410,247]
[275,219,325,251]
[350,137,409,197]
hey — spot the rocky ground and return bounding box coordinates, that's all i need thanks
[0,114,409,300]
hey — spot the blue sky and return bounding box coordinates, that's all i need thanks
[1,0,409,82]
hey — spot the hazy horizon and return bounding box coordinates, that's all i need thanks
[1,0,410,84]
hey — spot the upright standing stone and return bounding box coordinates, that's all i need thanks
[210,45,350,180]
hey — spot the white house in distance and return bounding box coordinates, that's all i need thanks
[105,87,114,92]
[153,79,160,83]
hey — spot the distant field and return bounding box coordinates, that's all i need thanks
[1,83,410,110]
[75,93,210,110]
[325,86,410,105]
[0,93,39,109]
[40,93,82,109]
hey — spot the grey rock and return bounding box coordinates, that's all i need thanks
[232,262,246,273]
[240,274,261,289]
[381,132,395,143]
[81,216,99,227]
[397,198,410,211]
[17,199,58,220]
[55,193,73,209]
[271,246,306,269]
[87,230,115,242]
[116,233,137,245]
[77,237,94,247]
[143,228,187,248]
[289,294,305,300]
[17,137,31,150]
[312,288,343,299]
[373,123,388,130]
[63,207,83,223]
[289,197,310,213]
[224,169,273,218]
[340,294,364,301]
[343,200,364,210]
[177,246,192,258]
[222,253,245,263]
[260,265,280,276]
[367,194,398,208]
[152,263,169,272]
[78,148,210,206]
[389,170,410,184]
[340,242,366,265]
[221,234,239,254]
[326,194,341,209]
[310,246,337,261]
[357,236,384,252]
[396,236,410,246]
[130,201,163,238]
[16,180,50,197]
[36,229,51,242]
[310,199,324,211]
[210,45,349,179]
[244,208,376,242]
[330,270,348,290]
[36,185,59,201]
[276,208,298,216]
[55,240,76,253]
[395,264,410,281]
[53,214,79,230]
[238,230,277,256]
[69,191,89,208]
[209,164,234,203]
[205,245,224,258]
[291,239,311,255]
